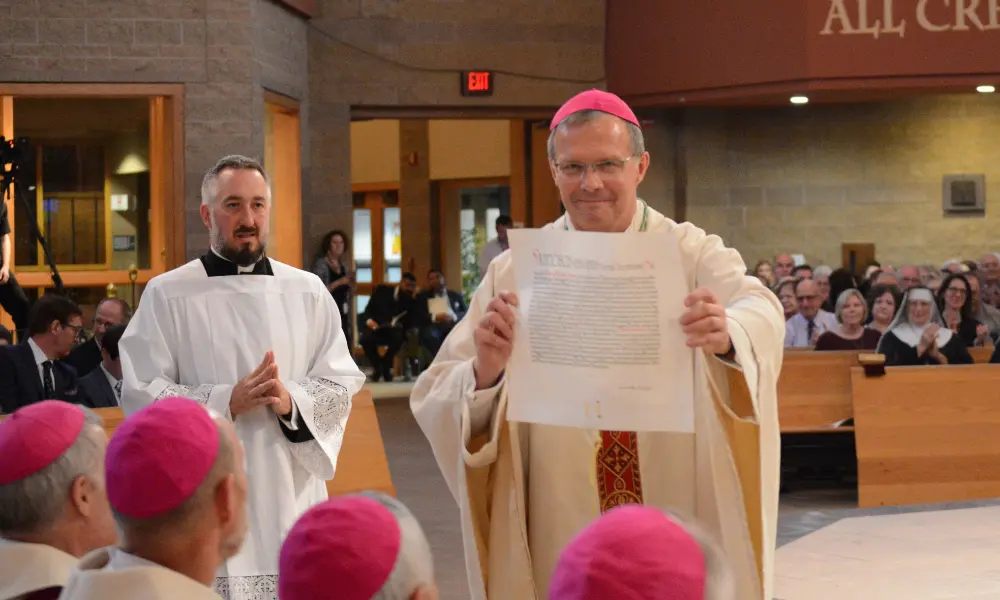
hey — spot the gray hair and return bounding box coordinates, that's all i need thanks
[547,110,645,159]
[114,416,235,538]
[666,511,735,600]
[362,491,435,600]
[834,288,868,324]
[200,155,271,207]
[813,265,833,279]
[0,408,105,536]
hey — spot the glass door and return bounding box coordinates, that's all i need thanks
[351,189,401,345]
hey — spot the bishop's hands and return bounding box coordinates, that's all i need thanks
[230,351,293,417]
[472,291,518,390]
[680,288,732,356]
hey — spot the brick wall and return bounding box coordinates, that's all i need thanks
[677,95,1000,270]
[0,0,311,261]
[306,0,607,265]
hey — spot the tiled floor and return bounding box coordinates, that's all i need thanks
[369,393,1000,600]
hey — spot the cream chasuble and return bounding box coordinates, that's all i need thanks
[60,548,223,600]
[0,539,77,600]
[411,199,784,600]
[119,256,366,600]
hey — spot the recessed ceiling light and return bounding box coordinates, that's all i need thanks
[977,85,995,94]
[790,95,809,104]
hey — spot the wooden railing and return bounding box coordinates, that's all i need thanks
[0,390,394,498]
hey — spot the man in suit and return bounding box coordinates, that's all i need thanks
[64,298,131,378]
[359,272,417,382]
[415,268,467,359]
[78,324,127,409]
[0,293,83,413]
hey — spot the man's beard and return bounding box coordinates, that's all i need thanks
[211,222,265,267]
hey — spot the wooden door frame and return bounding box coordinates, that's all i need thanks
[351,187,402,298]
[434,176,510,290]
[0,83,185,289]
[264,91,303,268]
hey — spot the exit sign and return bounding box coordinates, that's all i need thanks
[461,71,494,96]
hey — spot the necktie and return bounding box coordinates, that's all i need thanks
[807,319,815,343]
[114,380,123,401]
[42,361,54,398]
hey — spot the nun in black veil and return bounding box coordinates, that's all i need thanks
[876,287,973,366]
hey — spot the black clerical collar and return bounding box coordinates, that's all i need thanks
[200,250,273,277]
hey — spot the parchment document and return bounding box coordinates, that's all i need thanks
[505,228,695,433]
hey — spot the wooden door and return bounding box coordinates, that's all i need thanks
[351,189,401,345]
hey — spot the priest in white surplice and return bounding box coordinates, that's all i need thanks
[410,90,785,600]
[119,155,366,600]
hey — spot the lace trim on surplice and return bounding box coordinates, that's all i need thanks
[285,377,351,478]
[214,574,278,600]
[155,383,215,404]
[296,377,350,438]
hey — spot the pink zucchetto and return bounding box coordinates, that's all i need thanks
[549,505,707,600]
[0,400,86,486]
[278,495,402,600]
[105,396,220,519]
[550,89,640,131]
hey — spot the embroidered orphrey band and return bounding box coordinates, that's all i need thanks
[595,430,644,513]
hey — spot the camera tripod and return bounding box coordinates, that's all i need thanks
[0,136,65,295]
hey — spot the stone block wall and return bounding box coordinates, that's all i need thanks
[307,0,607,268]
[679,95,1000,269]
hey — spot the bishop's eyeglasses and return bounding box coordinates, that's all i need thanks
[552,156,640,179]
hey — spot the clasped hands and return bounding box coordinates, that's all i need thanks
[230,351,293,417]
[472,287,731,390]
[917,324,943,357]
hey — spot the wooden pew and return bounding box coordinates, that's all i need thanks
[728,350,857,433]
[970,346,993,364]
[326,389,396,497]
[1,390,395,498]
[851,364,1000,508]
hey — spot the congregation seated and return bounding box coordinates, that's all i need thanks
[0,401,118,600]
[77,325,126,410]
[548,505,733,600]
[814,289,881,351]
[60,397,247,600]
[63,298,131,379]
[360,273,418,382]
[784,279,837,347]
[936,273,990,347]
[0,295,84,413]
[773,278,797,321]
[279,492,437,600]
[876,287,973,366]
[414,268,466,362]
[865,283,902,334]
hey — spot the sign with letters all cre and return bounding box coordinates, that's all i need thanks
[820,0,1000,38]
[461,71,494,97]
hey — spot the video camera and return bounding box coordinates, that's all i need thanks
[0,136,28,167]
[0,136,29,191]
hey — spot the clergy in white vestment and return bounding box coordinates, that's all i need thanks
[0,401,118,600]
[118,155,366,600]
[410,90,785,600]
[278,492,438,600]
[61,397,247,600]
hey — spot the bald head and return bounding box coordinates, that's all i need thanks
[795,278,822,319]
[774,254,795,278]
